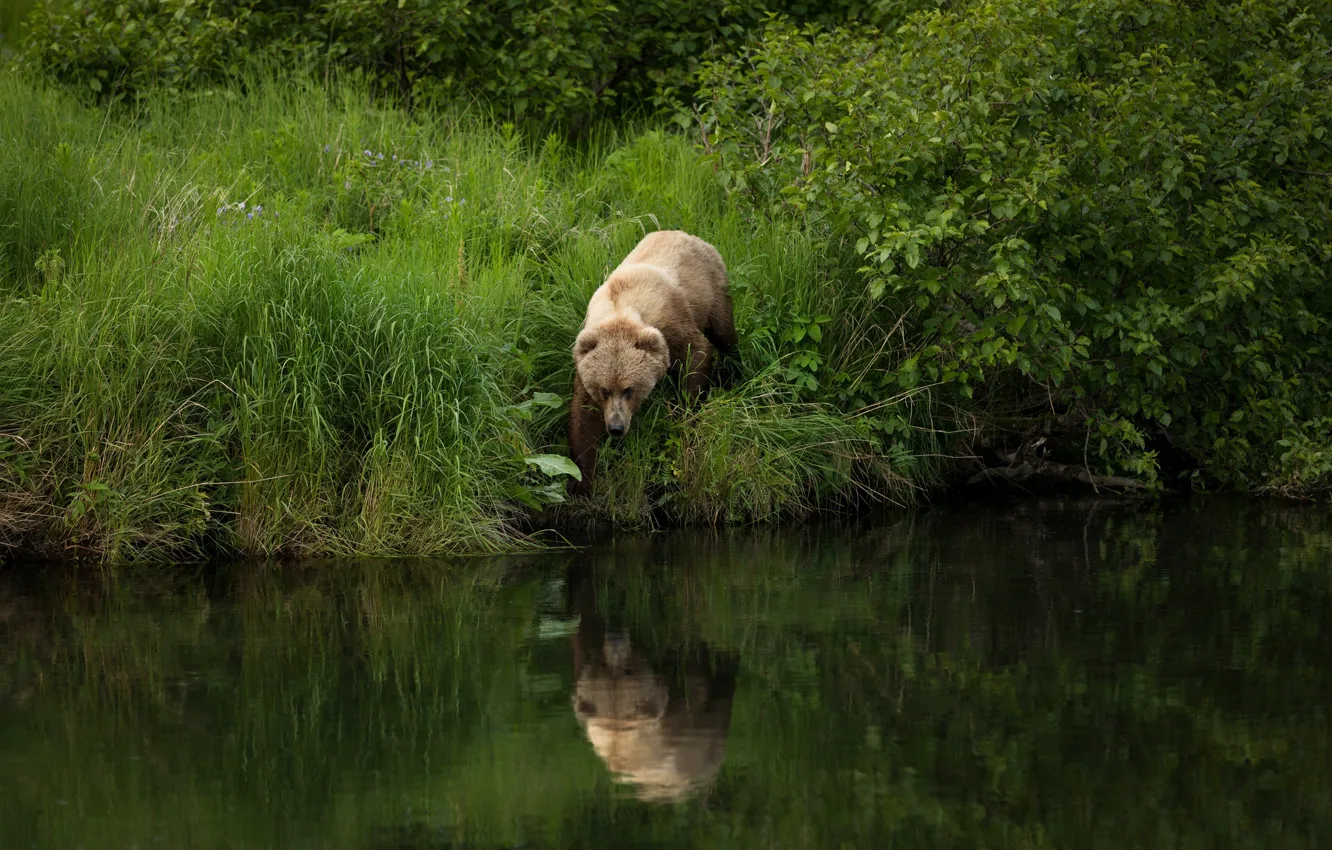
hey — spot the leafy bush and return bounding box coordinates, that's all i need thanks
[693,0,1332,493]
[20,0,882,121]
[21,0,272,97]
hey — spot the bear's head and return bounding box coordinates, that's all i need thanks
[571,629,734,803]
[573,318,669,438]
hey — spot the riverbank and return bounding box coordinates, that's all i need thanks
[6,47,1331,562]
[0,73,924,560]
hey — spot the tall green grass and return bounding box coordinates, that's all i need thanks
[0,71,924,560]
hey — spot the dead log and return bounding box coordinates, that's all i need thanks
[966,460,1147,492]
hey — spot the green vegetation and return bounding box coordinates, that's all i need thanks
[0,0,39,60]
[693,0,1332,492]
[18,0,890,121]
[0,72,906,559]
[2,0,1330,559]
[1,499,1329,847]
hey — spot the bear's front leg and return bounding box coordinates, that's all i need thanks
[568,374,603,496]
[682,332,715,400]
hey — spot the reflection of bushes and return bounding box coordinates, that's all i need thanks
[1,499,1327,847]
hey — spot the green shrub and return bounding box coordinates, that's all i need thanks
[693,0,1332,493]
[21,0,271,97]
[20,0,881,121]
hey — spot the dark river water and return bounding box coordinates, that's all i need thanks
[1,497,1329,849]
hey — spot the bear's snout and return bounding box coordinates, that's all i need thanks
[607,415,627,437]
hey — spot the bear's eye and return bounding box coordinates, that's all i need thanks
[601,388,611,400]
[622,387,633,399]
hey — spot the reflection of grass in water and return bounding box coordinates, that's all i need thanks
[1,558,605,848]
[1,499,1330,847]
[569,501,1332,845]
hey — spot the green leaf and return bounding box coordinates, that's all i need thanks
[525,454,581,480]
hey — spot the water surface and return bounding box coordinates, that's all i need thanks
[1,497,1329,848]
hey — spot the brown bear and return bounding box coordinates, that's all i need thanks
[571,630,735,803]
[568,230,737,495]
[567,562,736,804]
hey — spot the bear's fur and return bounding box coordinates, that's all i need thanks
[567,563,736,803]
[568,230,737,495]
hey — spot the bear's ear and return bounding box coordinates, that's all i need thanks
[573,329,599,359]
[635,328,669,367]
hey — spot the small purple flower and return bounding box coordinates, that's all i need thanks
[364,149,373,157]
[247,212,254,220]
[216,207,224,216]
[392,154,398,161]
[424,160,433,170]
[377,152,384,160]
[239,201,246,210]
[254,205,263,214]
[445,195,453,203]
[323,144,330,153]
[443,166,451,173]
[459,198,466,205]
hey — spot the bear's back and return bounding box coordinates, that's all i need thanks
[604,231,727,329]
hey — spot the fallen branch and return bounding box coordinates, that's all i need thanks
[967,460,1147,491]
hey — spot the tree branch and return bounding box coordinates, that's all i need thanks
[967,460,1147,491]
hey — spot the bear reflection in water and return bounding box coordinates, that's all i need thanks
[567,566,737,804]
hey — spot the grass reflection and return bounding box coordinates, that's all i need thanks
[0,497,1328,847]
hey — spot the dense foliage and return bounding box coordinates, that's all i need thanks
[3,0,1331,558]
[693,0,1332,492]
[0,0,38,59]
[19,0,896,120]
